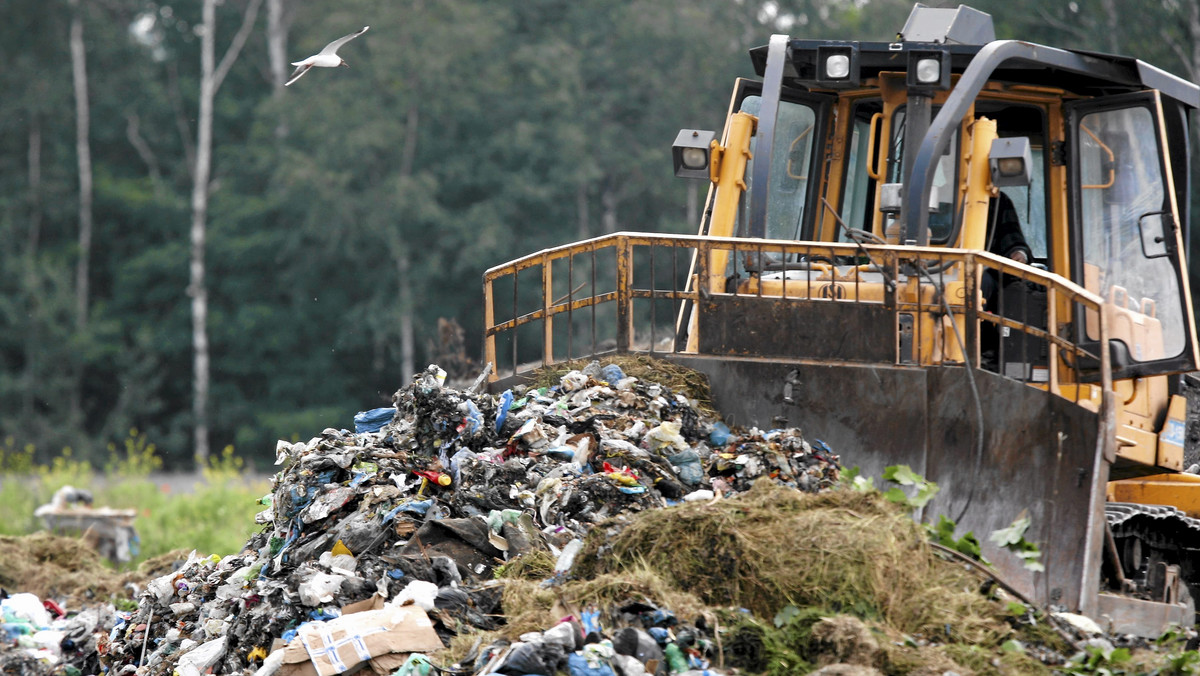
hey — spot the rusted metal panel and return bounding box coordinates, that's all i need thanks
[696,296,896,362]
[663,356,930,482]
[923,367,1104,612]
[663,355,1105,612]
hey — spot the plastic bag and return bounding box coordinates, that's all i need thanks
[1,593,52,628]
[647,422,687,452]
[667,449,704,486]
[613,627,664,666]
[392,653,435,676]
[612,653,648,676]
[353,407,395,433]
[555,539,584,574]
[392,580,439,611]
[297,572,344,606]
[176,636,227,676]
[600,364,626,384]
[568,652,617,676]
[543,621,580,650]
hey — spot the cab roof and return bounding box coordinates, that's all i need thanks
[748,39,1200,109]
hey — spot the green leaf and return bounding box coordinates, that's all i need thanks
[852,475,876,492]
[1108,647,1132,664]
[989,513,1032,547]
[910,481,940,508]
[1005,601,1028,616]
[774,605,801,628]
[882,464,922,486]
[929,514,957,541]
[1001,639,1025,654]
[883,487,910,504]
[954,531,982,559]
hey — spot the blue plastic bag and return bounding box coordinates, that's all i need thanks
[353,407,395,433]
[495,390,514,432]
[709,421,731,446]
[567,652,615,676]
[666,449,704,486]
[600,364,626,384]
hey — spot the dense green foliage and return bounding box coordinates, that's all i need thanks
[2,0,1198,470]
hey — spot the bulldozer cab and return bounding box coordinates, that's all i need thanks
[483,4,1200,634]
[696,16,1200,383]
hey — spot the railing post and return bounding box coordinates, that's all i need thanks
[483,277,497,381]
[1047,286,1059,395]
[542,253,553,366]
[685,240,709,353]
[964,255,978,368]
[616,237,632,352]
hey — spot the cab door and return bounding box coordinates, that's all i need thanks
[1066,91,1200,377]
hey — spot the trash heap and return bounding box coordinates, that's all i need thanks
[100,362,841,676]
[0,591,113,676]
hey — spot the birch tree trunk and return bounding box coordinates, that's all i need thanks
[23,116,43,421]
[28,115,42,256]
[69,0,93,426]
[576,183,590,238]
[191,0,263,469]
[397,103,420,381]
[601,182,619,233]
[398,253,415,381]
[70,0,92,332]
[266,0,289,89]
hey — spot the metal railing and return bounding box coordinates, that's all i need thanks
[483,232,1112,404]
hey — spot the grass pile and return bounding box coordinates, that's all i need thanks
[0,534,188,608]
[527,354,717,416]
[477,479,1082,674]
[572,480,1005,644]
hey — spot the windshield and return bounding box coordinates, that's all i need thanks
[1078,104,1185,360]
[889,107,959,243]
[739,95,820,240]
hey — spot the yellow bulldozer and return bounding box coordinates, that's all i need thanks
[483,4,1200,636]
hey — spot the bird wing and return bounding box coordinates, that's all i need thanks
[318,26,369,56]
[284,64,313,87]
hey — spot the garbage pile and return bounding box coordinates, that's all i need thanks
[0,591,114,676]
[99,362,841,675]
[463,603,721,676]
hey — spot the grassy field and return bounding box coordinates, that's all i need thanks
[0,432,269,567]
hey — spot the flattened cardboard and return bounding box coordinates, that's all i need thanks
[277,604,442,676]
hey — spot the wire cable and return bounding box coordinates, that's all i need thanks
[913,262,986,524]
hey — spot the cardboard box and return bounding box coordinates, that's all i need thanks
[276,603,443,676]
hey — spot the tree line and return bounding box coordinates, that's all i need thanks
[2,0,1197,470]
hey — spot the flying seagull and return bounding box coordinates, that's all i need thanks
[285,26,370,87]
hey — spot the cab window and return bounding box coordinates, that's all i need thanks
[739,95,820,240]
[1078,104,1186,359]
[839,100,882,239]
[889,106,959,243]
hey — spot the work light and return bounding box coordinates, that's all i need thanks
[672,129,716,180]
[989,137,1033,187]
[816,45,859,87]
[906,49,950,92]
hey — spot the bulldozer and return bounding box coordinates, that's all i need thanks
[482,4,1200,636]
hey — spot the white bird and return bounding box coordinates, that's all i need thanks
[285,26,370,87]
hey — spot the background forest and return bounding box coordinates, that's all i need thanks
[4,0,1200,471]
